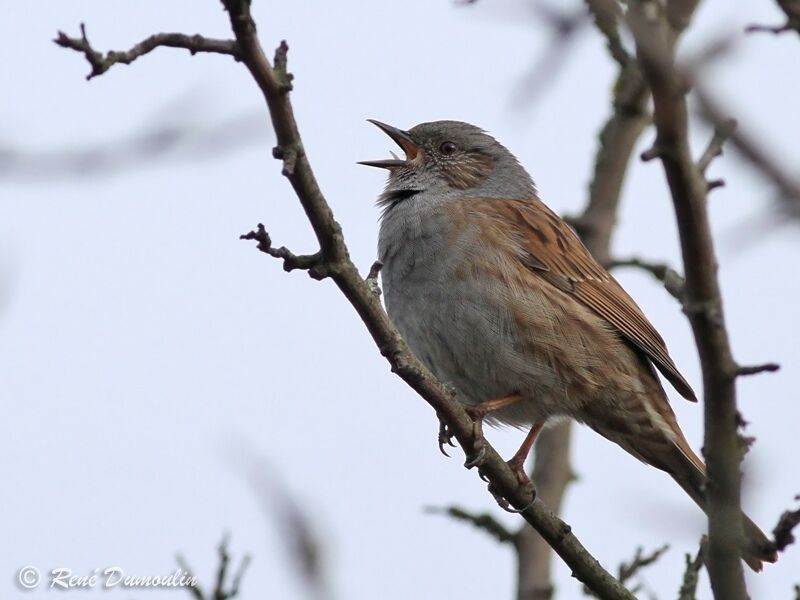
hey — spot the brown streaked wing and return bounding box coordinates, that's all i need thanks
[493,198,697,402]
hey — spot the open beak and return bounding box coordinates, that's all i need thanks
[358,119,420,169]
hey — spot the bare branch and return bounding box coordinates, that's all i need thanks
[772,500,800,553]
[585,545,669,598]
[54,23,239,80]
[425,505,517,545]
[229,451,331,599]
[508,4,591,109]
[365,260,383,297]
[693,85,800,221]
[677,538,707,600]
[239,224,324,278]
[627,0,764,595]
[609,257,685,302]
[571,59,649,268]
[512,0,699,593]
[0,110,267,183]
[617,545,669,585]
[735,363,780,377]
[586,0,630,67]
[227,556,251,600]
[176,536,250,600]
[212,537,230,600]
[697,119,736,175]
[175,555,205,600]
[745,22,794,34]
[745,0,800,36]
[514,5,652,594]
[516,4,704,594]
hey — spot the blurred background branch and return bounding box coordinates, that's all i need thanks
[745,0,800,35]
[176,536,251,600]
[0,109,267,183]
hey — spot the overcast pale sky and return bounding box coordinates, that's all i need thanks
[2,1,798,599]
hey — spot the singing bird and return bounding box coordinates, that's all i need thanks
[360,119,777,571]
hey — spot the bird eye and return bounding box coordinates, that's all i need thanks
[439,141,457,155]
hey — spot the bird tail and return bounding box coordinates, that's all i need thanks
[581,359,778,572]
[660,433,778,572]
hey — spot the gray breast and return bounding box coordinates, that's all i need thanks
[377,193,561,425]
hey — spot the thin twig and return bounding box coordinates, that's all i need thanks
[735,363,780,377]
[697,119,736,175]
[175,555,205,600]
[677,538,707,600]
[176,536,250,600]
[694,85,800,220]
[570,56,649,268]
[772,499,800,553]
[0,110,267,183]
[745,0,800,36]
[54,23,239,80]
[609,257,685,302]
[586,0,630,67]
[584,545,669,598]
[508,5,591,109]
[745,22,793,34]
[239,224,324,277]
[227,555,251,599]
[425,505,517,545]
[618,545,669,586]
[231,452,331,599]
[365,260,383,297]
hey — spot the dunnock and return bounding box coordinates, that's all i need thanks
[360,119,777,570]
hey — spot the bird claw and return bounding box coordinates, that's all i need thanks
[437,419,456,457]
[488,480,536,513]
[462,406,488,469]
[463,443,486,469]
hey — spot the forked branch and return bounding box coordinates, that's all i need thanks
[54,23,239,80]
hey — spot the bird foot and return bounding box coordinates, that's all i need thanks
[462,395,537,509]
[492,431,538,511]
[481,434,538,512]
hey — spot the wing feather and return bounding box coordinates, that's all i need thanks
[490,198,697,402]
